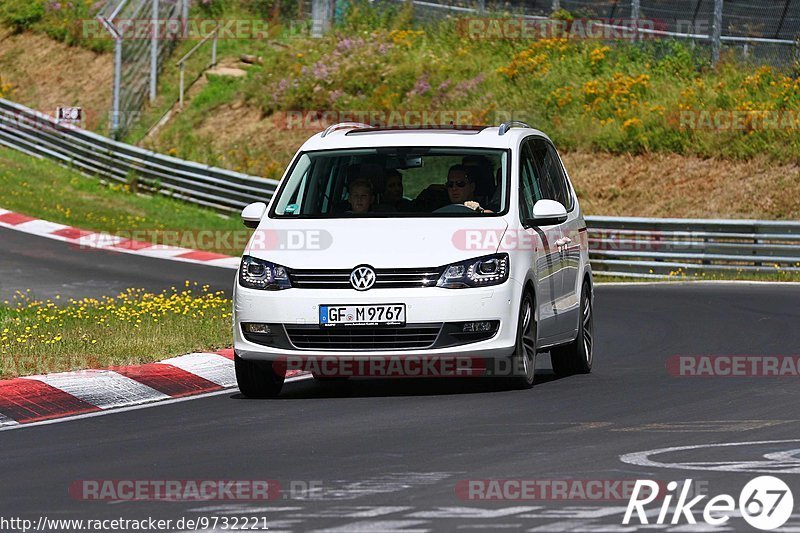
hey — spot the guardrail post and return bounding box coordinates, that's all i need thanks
[181,0,189,37]
[179,63,185,110]
[211,29,218,67]
[112,36,122,135]
[150,0,159,103]
[712,0,723,66]
[631,0,641,42]
[311,0,332,38]
[98,16,123,137]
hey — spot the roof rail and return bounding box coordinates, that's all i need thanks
[321,122,373,137]
[498,120,532,136]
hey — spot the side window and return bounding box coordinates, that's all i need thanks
[518,142,539,220]
[545,142,572,210]
[530,139,571,210]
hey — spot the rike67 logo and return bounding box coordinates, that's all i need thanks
[624,476,794,530]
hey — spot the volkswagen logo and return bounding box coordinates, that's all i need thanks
[350,265,376,291]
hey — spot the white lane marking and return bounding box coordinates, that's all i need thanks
[0,373,312,431]
[408,507,540,518]
[207,257,241,268]
[612,420,792,433]
[764,449,800,461]
[309,520,430,532]
[620,439,800,474]
[287,507,413,518]
[21,370,169,409]
[158,353,236,387]
[526,522,636,532]
[0,412,19,427]
[177,526,301,533]
[78,233,124,247]
[133,246,199,259]
[188,505,303,514]
[11,219,68,235]
[308,473,454,501]
[518,507,629,519]
[457,525,522,530]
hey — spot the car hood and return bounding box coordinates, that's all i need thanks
[244,217,510,269]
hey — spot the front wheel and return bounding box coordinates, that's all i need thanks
[551,282,593,376]
[235,354,285,398]
[509,291,537,389]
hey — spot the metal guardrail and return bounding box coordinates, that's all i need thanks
[0,98,279,213]
[586,216,800,279]
[1,97,797,278]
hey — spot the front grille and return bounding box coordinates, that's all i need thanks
[287,267,444,290]
[284,323,443,350]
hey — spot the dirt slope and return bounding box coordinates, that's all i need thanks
[0,28,112,130]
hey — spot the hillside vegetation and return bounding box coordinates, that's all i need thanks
[140,2,800,219]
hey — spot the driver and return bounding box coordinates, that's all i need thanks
[446,165,490,213]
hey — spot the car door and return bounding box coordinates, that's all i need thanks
[545,141,581,332]
[530,139,580,338]
[519,139,561,340]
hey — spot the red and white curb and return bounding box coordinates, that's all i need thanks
[0,349,308,428]
[0,208,238,269]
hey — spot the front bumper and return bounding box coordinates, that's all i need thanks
[233,280,522,361]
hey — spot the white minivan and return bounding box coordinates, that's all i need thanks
[233,121,593,397]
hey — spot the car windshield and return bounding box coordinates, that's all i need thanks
[270,147,509,218]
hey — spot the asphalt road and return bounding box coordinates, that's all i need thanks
[0,226,235,301]
[2,283,799,532]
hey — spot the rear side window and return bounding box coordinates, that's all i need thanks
[528,139,572,211]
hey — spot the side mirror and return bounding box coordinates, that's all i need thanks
[241,202,267,229]
[525,199,567,227]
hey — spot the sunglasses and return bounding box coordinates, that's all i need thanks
[445,180,469,189]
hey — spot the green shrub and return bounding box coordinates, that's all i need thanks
[0,0,45,33]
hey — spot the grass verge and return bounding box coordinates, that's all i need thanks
[0,146,248,255]
[0,283,231,379]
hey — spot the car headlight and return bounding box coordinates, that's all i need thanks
[437,253,509,289]
[239,256,292,290]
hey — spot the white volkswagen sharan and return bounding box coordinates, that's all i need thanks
[233,121,593,397]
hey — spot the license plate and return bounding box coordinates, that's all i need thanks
[319,304,406,327]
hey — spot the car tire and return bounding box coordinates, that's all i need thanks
[235,353,285,398]
[509,290,537,389]
[551,282,593,377]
